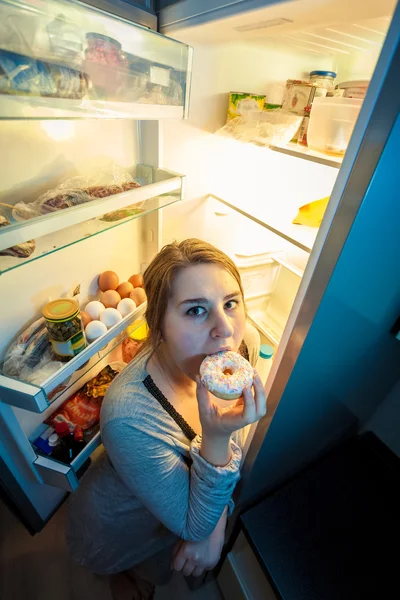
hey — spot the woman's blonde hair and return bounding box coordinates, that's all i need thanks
[142,238,244,351]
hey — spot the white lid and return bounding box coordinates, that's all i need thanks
[48,433,59,447]
[338,80,370,89]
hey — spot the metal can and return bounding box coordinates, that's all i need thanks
[43,299,87,361]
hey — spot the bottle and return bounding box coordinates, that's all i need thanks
[258,344,274,384]
[51,422,86,464]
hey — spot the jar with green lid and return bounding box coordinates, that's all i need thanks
[43,299,86,361]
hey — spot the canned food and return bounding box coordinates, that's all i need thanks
[43,299,86,361]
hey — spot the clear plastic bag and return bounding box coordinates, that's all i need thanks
[11,163,141,222]
[215,109,303,147]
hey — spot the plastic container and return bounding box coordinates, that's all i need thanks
[309,70,337,89]
[235,252,280,299]
[43,298,87,361]
[307,97,363,155]
[338,80,369,99]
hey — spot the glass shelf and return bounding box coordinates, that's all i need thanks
[0,189,182,275]
[210,194,318,254]
[0,307,146,413]
[0,0,192,120]
[0,166,184,274]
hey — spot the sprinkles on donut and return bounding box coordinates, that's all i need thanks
[200,351,254,400]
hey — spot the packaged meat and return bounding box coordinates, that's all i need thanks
[46,363,123,432]
[0,215,36,258]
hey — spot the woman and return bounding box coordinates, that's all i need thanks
[66,238,267,599]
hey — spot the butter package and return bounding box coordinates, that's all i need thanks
[292,196,330,228]
[227,91,266,121]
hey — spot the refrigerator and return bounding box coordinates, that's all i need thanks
[0,0,399,541]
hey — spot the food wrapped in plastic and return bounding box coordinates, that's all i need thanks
[10,163,142,222]
[0,215,35,258]
[215,110,303,147]
[2,317,51,378]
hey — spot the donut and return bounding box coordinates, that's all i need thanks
[200,351,254,400]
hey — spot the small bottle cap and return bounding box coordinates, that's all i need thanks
[260,344,274,360]
[48,433,59,447]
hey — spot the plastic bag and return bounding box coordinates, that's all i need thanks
[215,109,303,147]
[11,163,141,222]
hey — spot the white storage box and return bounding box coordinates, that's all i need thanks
[307,97,363,155]
[234,251,280,299]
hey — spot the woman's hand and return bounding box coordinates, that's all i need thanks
[196,370,267,440]
[172,508,228,577]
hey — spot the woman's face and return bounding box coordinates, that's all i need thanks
[161,264,246,379]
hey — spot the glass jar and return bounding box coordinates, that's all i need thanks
[43,298,86,361]
[309,70,337,89]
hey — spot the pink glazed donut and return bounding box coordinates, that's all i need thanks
[200,351,254,400]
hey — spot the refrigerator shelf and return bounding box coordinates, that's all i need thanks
[0,167,184,274]
[34,429,101,491]
[0,0,192,120]
[0,95,184,121]
[210,194,318,254]
[0,305,146,413]
[270,143,342,169]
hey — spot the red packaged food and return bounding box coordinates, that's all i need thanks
[47,364,121,432]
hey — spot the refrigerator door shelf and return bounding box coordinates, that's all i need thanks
[0,0,191,120]
[0,167,184,257]
[0,306,146,413]
[34,428,101,491]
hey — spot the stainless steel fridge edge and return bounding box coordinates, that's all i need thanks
[236,3,400,503]
[82,0,157,30]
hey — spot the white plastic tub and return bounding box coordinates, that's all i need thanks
[307,97,363,156]
[338,80,369,99]
[235,251,280,299]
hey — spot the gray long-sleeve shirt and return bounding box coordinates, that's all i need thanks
[66,325,259,575]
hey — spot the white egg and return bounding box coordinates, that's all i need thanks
[85,300,105,321]
[100,307,123,329]
[85,320,107,342]
[117,298,137,317]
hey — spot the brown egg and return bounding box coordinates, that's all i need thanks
[130,287,147,306]
[117,281,134,299]
[128,273,144,288]
[100,289,121,309]
[99,270,119,292]
[80,311,91,329]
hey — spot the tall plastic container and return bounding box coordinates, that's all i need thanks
[307,97,363,155]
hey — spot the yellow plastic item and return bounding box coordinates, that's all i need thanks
[127,320,149,341]
[292,196,330,228]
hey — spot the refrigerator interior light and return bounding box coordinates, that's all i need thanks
[41,120,75,141]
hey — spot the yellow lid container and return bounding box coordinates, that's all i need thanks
[42,298,79,321]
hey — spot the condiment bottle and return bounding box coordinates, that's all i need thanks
[42,299,86,361]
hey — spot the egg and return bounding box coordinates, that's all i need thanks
[117,281,134,299]
[85,300,105,321]
[130,288,147,306]
[80,311,91,329]
[98,270,119,292]
[100,289,121,309]
[85,320,107,342]
[117,298,137,317]
[128,273,144,288]
[100,307,123,329]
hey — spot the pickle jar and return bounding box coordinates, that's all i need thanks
[43,299,87,361]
